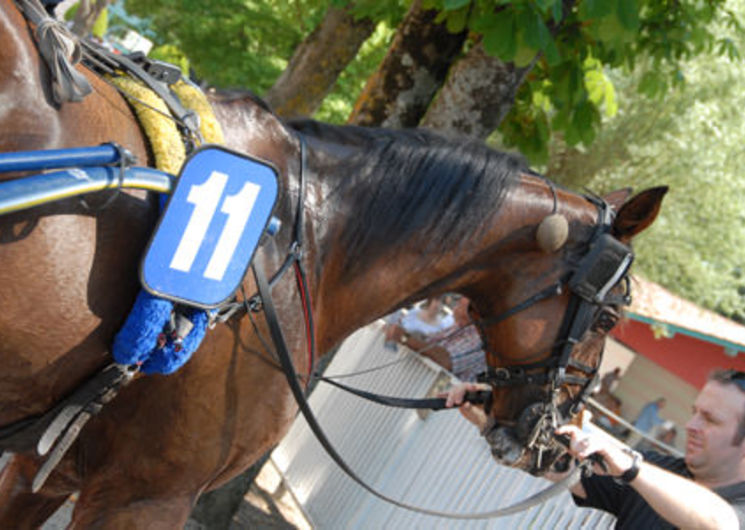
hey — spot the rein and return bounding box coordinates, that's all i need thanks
[253,259,586,519]
[246,135,625,518]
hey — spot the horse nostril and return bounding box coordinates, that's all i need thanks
[484,425,522,465]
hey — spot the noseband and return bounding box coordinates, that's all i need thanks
[474,195,634,471]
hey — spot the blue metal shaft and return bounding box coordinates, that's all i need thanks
[0,144,126,173]
[0,166,173,215]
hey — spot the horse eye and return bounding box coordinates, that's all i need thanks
[592,308,619,333]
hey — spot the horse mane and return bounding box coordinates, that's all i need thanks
[288,119,528,275]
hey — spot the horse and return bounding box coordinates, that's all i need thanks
[0,1,667,527]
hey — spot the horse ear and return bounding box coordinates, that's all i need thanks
[603,187,633,211]
[612,186,668,239]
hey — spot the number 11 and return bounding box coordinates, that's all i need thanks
[169,171,260,281]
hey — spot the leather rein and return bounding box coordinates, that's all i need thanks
[248,132,634,517]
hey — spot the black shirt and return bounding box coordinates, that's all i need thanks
[572,451,745,529]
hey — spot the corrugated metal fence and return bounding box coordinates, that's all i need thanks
[271,323,615,529]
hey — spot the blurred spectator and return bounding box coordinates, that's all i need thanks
[399,297,453,337]
[636,420,678,454]
[600,367,622,394]
[591,391,624,435]
[633,397,667,435]
[386,296,486,382]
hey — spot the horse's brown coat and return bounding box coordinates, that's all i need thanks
[0,2,666,527]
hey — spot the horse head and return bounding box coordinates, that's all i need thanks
[464,179,666,474]
[291,120,665,476]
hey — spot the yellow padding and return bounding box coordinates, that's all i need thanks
[173,80,224,145]
[110,76,184,175]
[110,76,225,175]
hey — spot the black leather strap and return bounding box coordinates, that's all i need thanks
[79,40,199,136]
[317,376,491,411]
[252,262,581,519]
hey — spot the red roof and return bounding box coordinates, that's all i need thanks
[626,276,745,352]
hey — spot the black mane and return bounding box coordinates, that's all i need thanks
[288,120,528,275]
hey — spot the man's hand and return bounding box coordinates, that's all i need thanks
[555,424,635,478]
[441,382,490,431]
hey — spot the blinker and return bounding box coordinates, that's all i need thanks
[569,233,633,304]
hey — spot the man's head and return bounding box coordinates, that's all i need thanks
[656,397,667,409]
[685,369,745,486]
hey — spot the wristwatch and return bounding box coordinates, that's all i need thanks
[616,448,643,484]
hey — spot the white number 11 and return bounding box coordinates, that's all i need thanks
[169,171,260,281]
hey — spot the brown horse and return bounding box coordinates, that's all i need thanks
[0,1,666,527]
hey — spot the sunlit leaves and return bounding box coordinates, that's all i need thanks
[549,44,745,320]
[124,0,335,92]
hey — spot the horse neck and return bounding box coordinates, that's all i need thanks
[307,161,598,353]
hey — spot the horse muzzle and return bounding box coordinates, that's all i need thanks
[483,422,523,466]
[483,401,568,475]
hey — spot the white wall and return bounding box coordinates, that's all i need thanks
[270,323,615,529]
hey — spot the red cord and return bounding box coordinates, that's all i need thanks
[294,262,314,384]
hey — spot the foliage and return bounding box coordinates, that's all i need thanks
[423,0,744,164]
[123,0,333,93]
[150,44,191,76]
[548,51,745,322]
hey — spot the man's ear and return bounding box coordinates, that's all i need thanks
[612,186,668,240]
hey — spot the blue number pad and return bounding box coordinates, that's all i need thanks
[141,145,279,308]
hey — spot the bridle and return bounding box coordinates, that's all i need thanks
[471,194,634,472]
[250,135,635,516]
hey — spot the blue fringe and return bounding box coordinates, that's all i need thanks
[112,291,209,375]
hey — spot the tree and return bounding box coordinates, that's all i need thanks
[419,40,533,137]
[347,0,466,128]
[348,0,741,164]
[124,0,331,94]
[65,0,110,37]
[264,3,375,118]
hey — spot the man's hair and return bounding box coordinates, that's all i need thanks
[709,369,745,445]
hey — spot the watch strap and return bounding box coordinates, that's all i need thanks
[617,448,643,484]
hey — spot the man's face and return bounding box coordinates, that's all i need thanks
[685,381,745,482]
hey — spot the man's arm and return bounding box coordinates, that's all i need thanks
[444,384,739,529]
[557,425,739,530]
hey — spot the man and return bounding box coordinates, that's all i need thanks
[599,367,622,394]
[447,369,745,528]
[633,396,667,435]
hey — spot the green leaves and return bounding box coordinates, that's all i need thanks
[481,11,517,60]
[443,0,471,9]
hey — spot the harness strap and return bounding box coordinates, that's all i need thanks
[79,40,200,139]
[0,363,136,454]
[475,281,564,329]
[253,262,582,518]
[317,376,491,411]
[0,363,138,492]
[14,0,92,104]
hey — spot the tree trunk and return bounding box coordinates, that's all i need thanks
[265,5,374,119]
[421,41,535,139]
[347,0,466,128]
[70,0,108,37]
